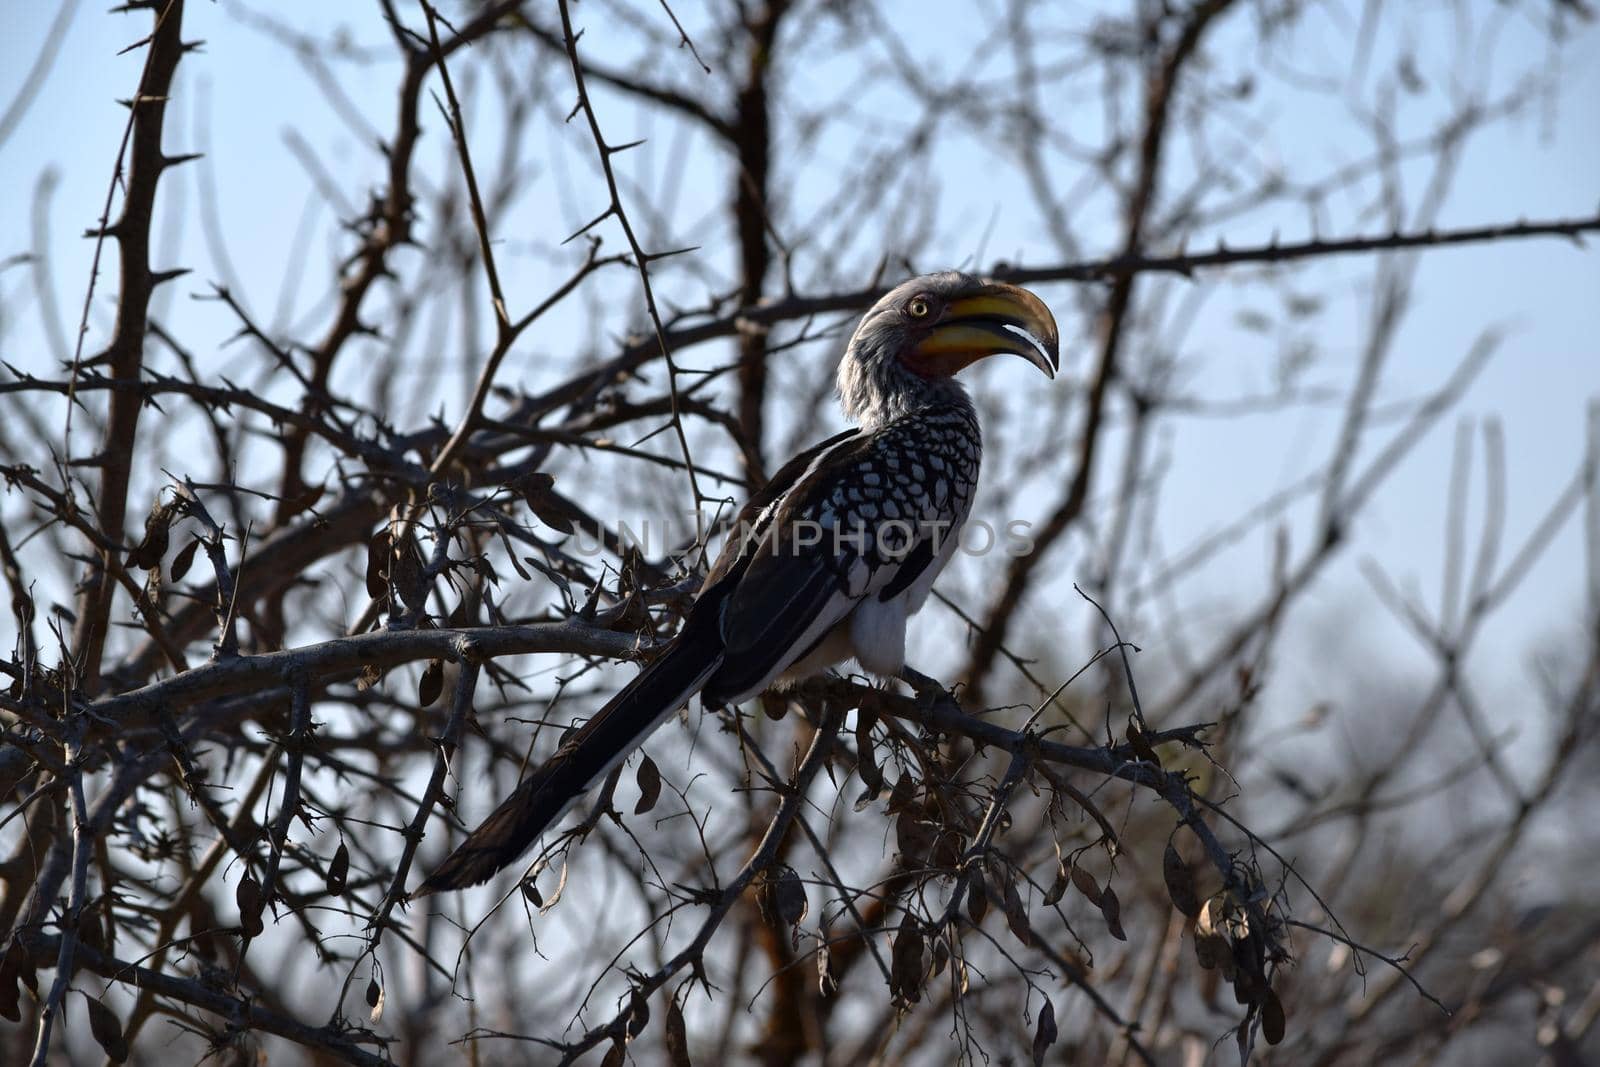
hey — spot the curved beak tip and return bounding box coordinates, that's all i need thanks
[991,281,1059,379]
[1036,334,1061,379]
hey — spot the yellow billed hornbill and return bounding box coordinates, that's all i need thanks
[417,272,1059,893]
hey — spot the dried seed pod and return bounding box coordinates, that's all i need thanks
[128,501,173,570]
[1031,1000,1058,1067]
[1043,857,1069,906]
[368,977,385,1024]
[895,813,935,864]
[236,875,265,938]
[817,942,839,997]
[326,842,350,897]
[856,712,883,797]
[1070,864,1103,906]
[1125,721,1161,766]
[759,692,788,721]
[365,529,389,599]
[887,773,917,815]
[0,952,19,1022]
[85,994,129,1063]
[1099,884,1126,941]
[635,753,662,815]
[519,473,579,535]
[1163,842,1201,918]
[418,659,444,708]
[665,995,692,1066]
[890,919,925,1002]
[170,537,199,581]
[965,869,989,926]
[1003,880,1033,947]
[1261,987,1286,1045]
[773,866,808,927]
[282,482,325,520]
[626,987,650,1039]
[390,534,428,612]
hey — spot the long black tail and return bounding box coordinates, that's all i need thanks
[416,638,722,894]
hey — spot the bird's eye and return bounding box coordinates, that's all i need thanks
[906,296,933,319]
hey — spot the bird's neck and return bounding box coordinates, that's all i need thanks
[838,356,972,432]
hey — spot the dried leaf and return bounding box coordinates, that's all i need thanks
[139,562,162,614]
[1070,864,1103,906]
[282,482,325,520]
[518,473,580,535]
[528,493,579,535]
[1099,884,1126,941]
[8,944,35,996]
[855,706,883,795]
[817,942,838,997]
[1261,987,1286,1045]
[236,875,265,938]
[600,1037,626,1067]
[1197,902,1239,981]
[368,977,385,1024]
[665,995,692,1066]
[1043,857,1069,906]
[76,909,107,953]
[85,995,129,1063]
[522,880,543,907]
[965,869,989,926]
[1195,923,1228,971]
[890,918,925,1002]
[170,537,199,581]
[887,774,917,815]
[1231,940,1265,1005]
[418,659,444,708]
[635,753,662,815]
[0,952,19,1022]
[355,663,384,692]
[1031,999,1058,1067]
[391,535,428,612]
[1003,880,1032,947]
[326,842,349,897]
[627,987,650,1039]
[1125,721,1160,766]
[364,529,389,599]
[541,860,569,912]
[128,502,172,570]
[774,866,808,927]
[895,814,935,864]
[520,472,556,497]
[1163,842,1200,918]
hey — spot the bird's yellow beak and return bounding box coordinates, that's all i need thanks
[911,281,1060,379]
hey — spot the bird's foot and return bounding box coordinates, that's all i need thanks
[898,664,950,703]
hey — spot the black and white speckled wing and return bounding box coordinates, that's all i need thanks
[704,401,982,703]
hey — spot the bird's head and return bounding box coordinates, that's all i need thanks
[837,271,1059,427]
